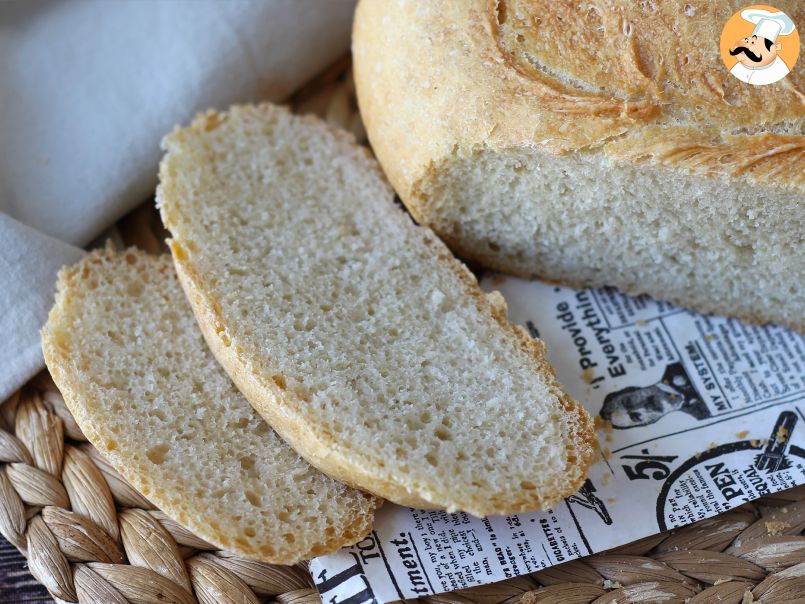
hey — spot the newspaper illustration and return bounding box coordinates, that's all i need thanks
[312,275,805,603]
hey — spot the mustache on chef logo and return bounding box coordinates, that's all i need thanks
[729,45,764,62]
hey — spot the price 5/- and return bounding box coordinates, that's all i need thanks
[620,449,679,481]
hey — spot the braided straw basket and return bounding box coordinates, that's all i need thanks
[2,58,805,604]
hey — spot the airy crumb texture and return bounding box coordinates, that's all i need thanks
[157,103,595,516]
[41,248,378,563]
[421,148,804,331]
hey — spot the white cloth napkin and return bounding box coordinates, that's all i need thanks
[0,0,356,402]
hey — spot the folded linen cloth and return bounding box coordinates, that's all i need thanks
[0,0,356,402]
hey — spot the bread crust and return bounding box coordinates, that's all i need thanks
[354,0,804,201]
[159,104,596,517]
[353,0,805,332]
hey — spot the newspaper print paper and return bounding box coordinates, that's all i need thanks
[312,275,805,603]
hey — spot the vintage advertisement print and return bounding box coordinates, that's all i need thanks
[312,275,805,603]
[720,5,800,85]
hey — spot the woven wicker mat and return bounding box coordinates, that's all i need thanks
[2,59,805,604]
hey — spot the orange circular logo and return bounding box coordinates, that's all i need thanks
[720,5,799,86]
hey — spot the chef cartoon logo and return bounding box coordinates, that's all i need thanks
[720,6,799,85]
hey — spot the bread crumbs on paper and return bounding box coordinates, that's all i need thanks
[736,430,749,439]
[777,426,789,443]
[594,417,614,443]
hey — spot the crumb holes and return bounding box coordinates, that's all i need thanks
[245,490,261,507]
[244,527,256,537]
[239,455,255,470]
[106,439,118,452]
[272,375,287,390]
[149,409,167,422]
[284,533,296,544]
[146,444,169,465]
[405,417,423,430]
[488,241,501,252]
[456,451,468,462]
[229,417,249,430]
[126,282,143,297]
[520,481,537,490]
[434,427,453,441]
[425,452,438,467]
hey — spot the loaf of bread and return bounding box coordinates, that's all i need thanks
[41,248,378,563]
[157,104,594,516]
[353,0,804,332]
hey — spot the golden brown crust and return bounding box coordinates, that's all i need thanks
[353,0,805,201]
[159,104,596,517]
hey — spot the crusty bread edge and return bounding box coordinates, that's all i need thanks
[353,0,804,335]
[159,105,596,516]
[40,247,378,563]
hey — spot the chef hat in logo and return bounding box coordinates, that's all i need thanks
[741,8,796,42]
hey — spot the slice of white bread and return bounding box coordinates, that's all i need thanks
[353,0,805,332]
[157,104,595,516]
[41,248,378,563]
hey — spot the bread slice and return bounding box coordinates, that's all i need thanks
[41,248,378,563]
[353,0,805,332]
[157,104,594,516]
